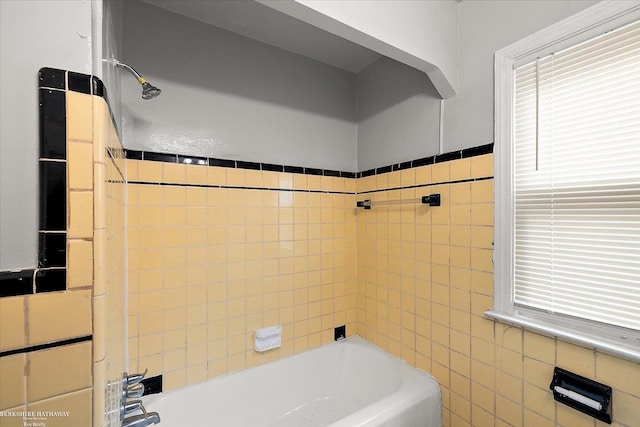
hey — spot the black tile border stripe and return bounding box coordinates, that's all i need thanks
[38,232,66,268]
[0,270,35,297]
[124,143,493,179]
[0,67,107,299]
[145,152,177,163]
[283,165,303,174]
[357,175,494,195]
[179,155,208,166]
[39,160,66,231]
[39,89,66,159]
[127,175,493,195]
[237,160,261,170]
[35,268,66,293]
[127,181,354,195]
[68,71,92,94]
[34,73,68,297]
[262,163,284,172]
[0,335,93,358]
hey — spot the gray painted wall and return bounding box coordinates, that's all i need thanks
[442,0,599,152]
[121,0,357,171]
[101,0,124,134]
[0,1,93,270]
[357,57,441,171]
[122,1,597,173]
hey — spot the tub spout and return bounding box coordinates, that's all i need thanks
[122,411,160,427]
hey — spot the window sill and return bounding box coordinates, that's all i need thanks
[485,310,640,364]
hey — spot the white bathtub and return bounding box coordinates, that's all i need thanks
[143,336,441,426]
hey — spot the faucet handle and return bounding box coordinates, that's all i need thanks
[126,383,145,399]
[122,410,161,427]
[124,399,143,415]
[126,369,148,386]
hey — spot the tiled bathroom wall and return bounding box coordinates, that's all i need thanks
[91,91,127,427]
[0,69,126,427]
[124,144,638,426]
[355,152,640,427]
[126,158,357,390]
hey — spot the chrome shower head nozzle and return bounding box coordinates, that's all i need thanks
[141,81,161,100]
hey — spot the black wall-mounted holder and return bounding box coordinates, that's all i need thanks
[140,375,163,396]
[356,193,441,210]
[550,367,612,424]
[421,194,441,206]
[356,200,372,209]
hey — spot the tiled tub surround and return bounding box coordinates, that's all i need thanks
[126,157,358,390]
[0,69,126,427]
[126,145,639,426]
[354,154,640,427]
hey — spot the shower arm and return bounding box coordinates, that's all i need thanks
[114,59,146,84]
[111,58,161,100]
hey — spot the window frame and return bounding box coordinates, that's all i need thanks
[490,0,640,362]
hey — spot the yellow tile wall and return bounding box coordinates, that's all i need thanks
[0,90,99,427]
[91,97,127,427]
[355,153,640,427]
[126,161,357,390]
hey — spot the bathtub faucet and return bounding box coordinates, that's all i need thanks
[121,370,160,427]
[122,411,161,427]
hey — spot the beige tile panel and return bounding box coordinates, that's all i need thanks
[595,352,640,398]
[523,382,555,421]
[68,191,93,238]
[611,391,640,427]
[93,162,107,231]
[93,295,106,363]
[126,159,138,181]
[27,290,92,345]
[27,342,92,402]
[207,167,226,186]
[98,96,121,152]
[0,296,25,351]
[66,91,93,142]
[92,360,106,427]
[67,239,93,289]
[556,401,596,427]
[92,101,107,165]
[93,230,106,297]
[27,388,92,427]
[432,162,450,183]
[137,161,162,182]
[470,154,493,178]
[68,141,93,190]
[523,331,556,365]
[556,340,595,378]
[449,158,471,181]
[524,409,555,427]
[0,354,26,410]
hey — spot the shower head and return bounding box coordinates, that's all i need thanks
[141,81,162,100]
[113,59,161,100]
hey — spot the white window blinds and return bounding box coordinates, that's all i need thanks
[513,21,640,331]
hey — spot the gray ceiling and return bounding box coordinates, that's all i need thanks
[141,0,382,73]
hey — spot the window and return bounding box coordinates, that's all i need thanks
[491,2,640,361]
